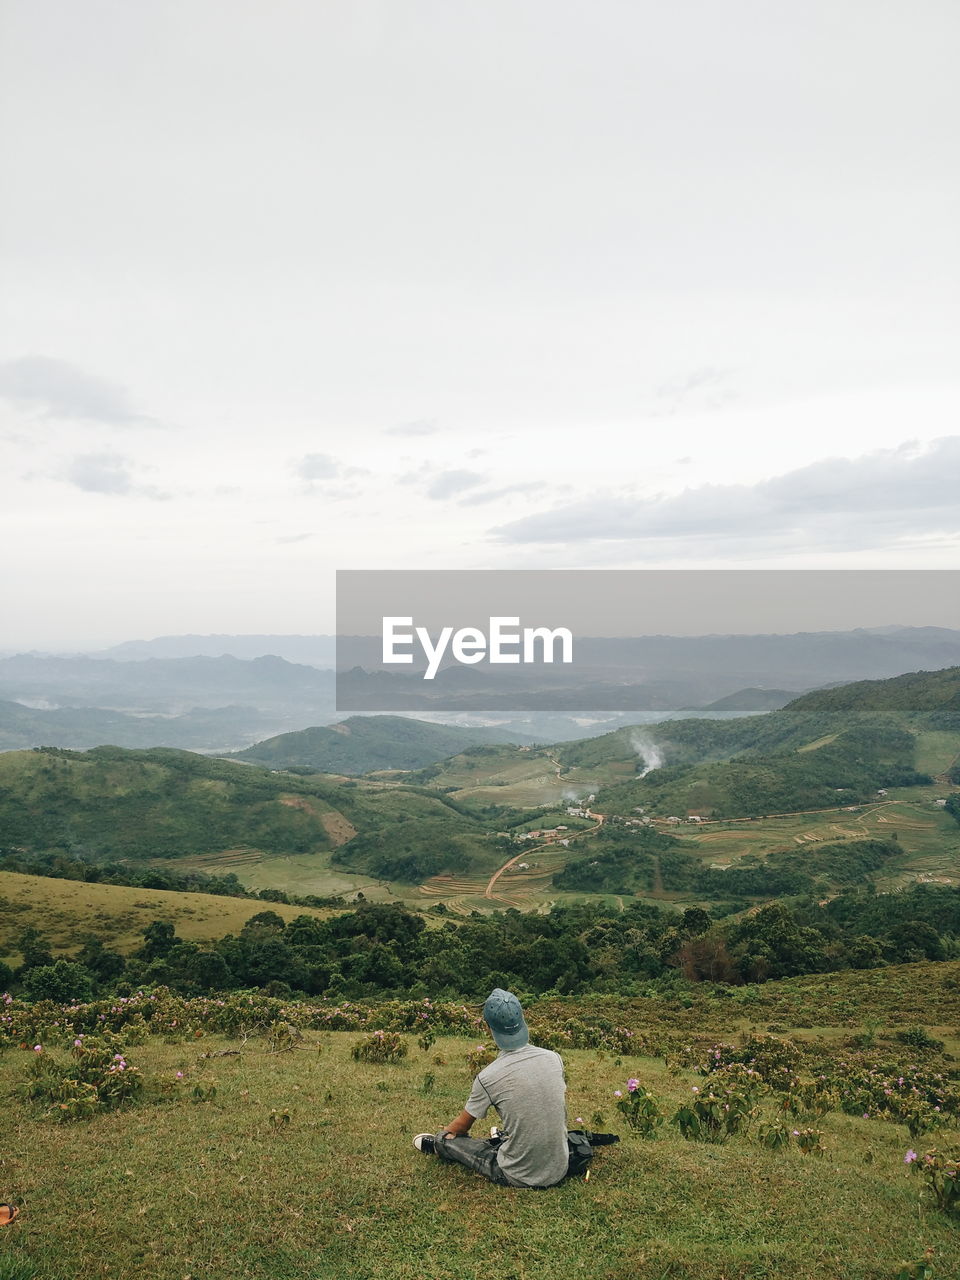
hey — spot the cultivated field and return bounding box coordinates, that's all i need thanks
[153,787,959,917]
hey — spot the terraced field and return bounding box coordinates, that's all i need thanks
[160,786,958,914]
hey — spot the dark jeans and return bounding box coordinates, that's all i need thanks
[432,1130,593,1188]
[433,1131,512,1185]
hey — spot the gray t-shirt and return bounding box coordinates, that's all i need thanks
[465,1044,569,1188]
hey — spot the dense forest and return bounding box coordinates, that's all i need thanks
[554,826,905,900]
[6,883,960,1005]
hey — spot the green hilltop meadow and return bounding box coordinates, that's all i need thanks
[0,666,959,1277]
[2,968,960,1280]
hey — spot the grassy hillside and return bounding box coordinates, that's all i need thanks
[0,746,506,888]
[230,714,531,775]
[0,871,335,966]
[785,666,960,715]
[579,668,960,822]
[2,967,960,1279]
[0,747,345,859]
[597,721,934,820]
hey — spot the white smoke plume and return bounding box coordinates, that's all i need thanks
[630,732,664,778]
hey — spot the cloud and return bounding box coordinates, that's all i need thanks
[426,469,486,500]
[292,453,368,492]
[384,419,440,437]
[0,356,153,426]
[459,482,542,506]
[492,437,960,548]
[651,366,737,418]
[295,452,341,480]
[62,452,167,498]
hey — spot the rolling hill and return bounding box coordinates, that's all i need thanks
[0,869,335,964]
[587,667,960,820]
[229,714,533,774]
[0,744,506,886]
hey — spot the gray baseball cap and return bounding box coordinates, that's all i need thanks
[482,988,529,1050]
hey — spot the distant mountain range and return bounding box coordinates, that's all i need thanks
[335,626,960,711]
[2,626,959,753]
[0,699,281,753]
[92,634,338,666]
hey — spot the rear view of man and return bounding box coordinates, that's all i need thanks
[412,988,615,1188]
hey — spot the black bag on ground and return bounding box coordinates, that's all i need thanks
[565,1130,595,1178]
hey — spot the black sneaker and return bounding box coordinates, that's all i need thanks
[413,1133,436,1154]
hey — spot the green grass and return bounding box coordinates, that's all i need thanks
[913,731,960,777]
[0,872,339,967]
[2,1012,959,1280]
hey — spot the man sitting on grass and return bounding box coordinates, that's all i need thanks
[413,987,617,1189]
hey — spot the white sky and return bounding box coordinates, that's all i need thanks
[1,0,958,649]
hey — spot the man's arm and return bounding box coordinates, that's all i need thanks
[441,1109,476,1138]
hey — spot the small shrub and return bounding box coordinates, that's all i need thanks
[757,1121,792,1151]
[894,1250,936,1280]
[779,1079,838,1119]
[614,1078,663,1138]
[268,1020,302,1053]
[21,1034,143,1122]
[466,1043,497,1075]
[791,1126,825,1156]
[672,1078,760,1144]
[895,1028,945,1054]
[351,1031,408,1064]
[905,1146,960,1215]
[900,1102,946,1141]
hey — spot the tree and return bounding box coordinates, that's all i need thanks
[165,943,233,993]
[846,934,885,969]
[78,936,126,984]
[22,960,93,1003]
[886,920,946,963]
[677,935,739,983]
[139,920,177,961]
[16,927,54,973]
[241,911,286,936]
[681,907,712,936]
